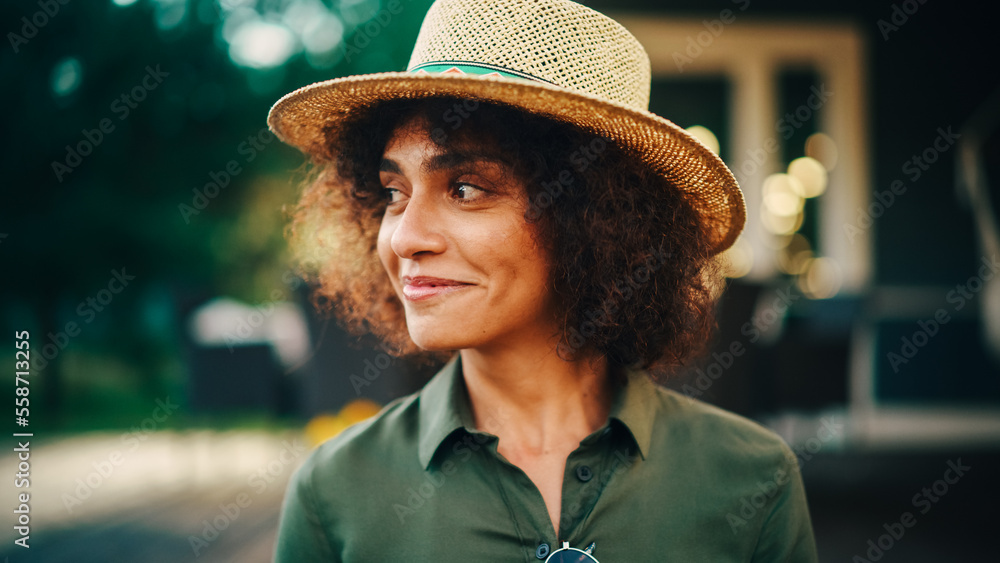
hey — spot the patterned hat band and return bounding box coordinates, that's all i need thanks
[408,62,556,85]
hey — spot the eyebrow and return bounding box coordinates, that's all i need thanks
[379,151,508,176]
[379,159,402,174]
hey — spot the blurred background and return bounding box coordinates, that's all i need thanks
[0,0,997,561]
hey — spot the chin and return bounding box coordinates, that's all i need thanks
[407,330,470,352]
[405,318,479,352]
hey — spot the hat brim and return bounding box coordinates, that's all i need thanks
[267,72,745,255]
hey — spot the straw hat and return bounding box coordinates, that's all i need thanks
[268,0,745,254]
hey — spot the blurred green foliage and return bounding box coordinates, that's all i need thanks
[0,0,431,432]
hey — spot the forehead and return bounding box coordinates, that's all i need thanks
[381,115,514,175]
[381,118,437,160]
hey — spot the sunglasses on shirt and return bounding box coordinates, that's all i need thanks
[544,541,598,562]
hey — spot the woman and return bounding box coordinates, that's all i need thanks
[268,0,818,561]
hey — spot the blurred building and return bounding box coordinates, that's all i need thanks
[587,0,1000,447]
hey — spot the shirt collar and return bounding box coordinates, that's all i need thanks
[417,355,474,469]
[417,355,658,470]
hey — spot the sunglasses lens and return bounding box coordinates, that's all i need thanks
[546,550,598,563]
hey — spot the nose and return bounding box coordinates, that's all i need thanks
[388,189,447,259]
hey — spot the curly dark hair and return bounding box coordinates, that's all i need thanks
[285,96,722,374]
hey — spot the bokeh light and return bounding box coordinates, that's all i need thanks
[761,208,804,236]
[788,156,828,198]
[228,19,298,69]
[305,399,383,446]
[153,0,187,31]
[763,173,806,216]
[339,0,381,27]
[798,256,843,299]
[776,233,814,275]
[218,0,355,70]
[50,57,83,98]
[302,13,346,68]
[685,125,721,155]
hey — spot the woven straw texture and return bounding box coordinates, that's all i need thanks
[268,0,745,254]
[409,0,651,110]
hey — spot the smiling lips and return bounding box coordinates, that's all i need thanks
[401,276,472,301]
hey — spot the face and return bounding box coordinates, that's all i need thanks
[376,117,558,353]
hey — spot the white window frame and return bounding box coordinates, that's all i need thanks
[614,15,872,292]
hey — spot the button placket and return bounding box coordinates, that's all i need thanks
[560,429,614,538]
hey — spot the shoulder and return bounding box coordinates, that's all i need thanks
[642,388,819,560]
[293,391,424,492]
[657,386,788,444]
[648,384,798,474]
[277,390,435,558]
[640,384,814,551]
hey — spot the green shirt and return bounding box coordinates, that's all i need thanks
[274,356,818,562]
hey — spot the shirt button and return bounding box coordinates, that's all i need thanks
[535,542,550,559]
[576,464,593,482]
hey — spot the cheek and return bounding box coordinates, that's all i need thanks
[512,213,547,262]
[376,219,396,275]
[503,221,552,290]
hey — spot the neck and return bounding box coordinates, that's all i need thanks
[459,339,613,455]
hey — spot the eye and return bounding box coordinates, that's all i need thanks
[382,185,407,204]
[453,183,487,201]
